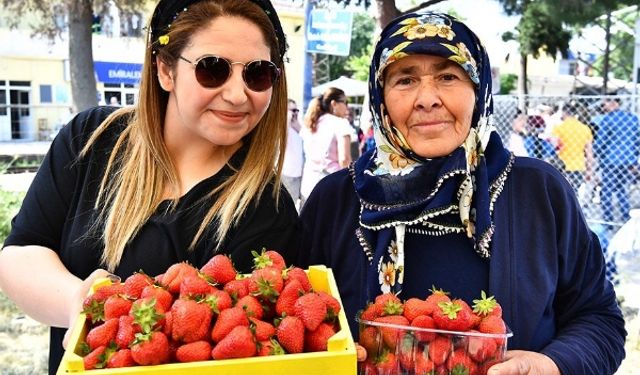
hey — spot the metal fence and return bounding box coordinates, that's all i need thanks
[493,94,640,236]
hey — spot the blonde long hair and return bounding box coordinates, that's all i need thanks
[81,0,288,272]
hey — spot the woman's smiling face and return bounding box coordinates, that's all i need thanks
[383,54,476,158]
[157,16,273,150]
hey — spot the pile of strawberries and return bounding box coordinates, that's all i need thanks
[79,249,342,370]
[358,288,508,375]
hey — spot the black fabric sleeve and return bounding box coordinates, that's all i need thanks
[222,183,301,273]
[3,107,111,251]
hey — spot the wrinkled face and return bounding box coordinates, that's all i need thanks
[157,16,273,149]
[383,54,476,158]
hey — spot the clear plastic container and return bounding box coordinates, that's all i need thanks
[357,317,512,375]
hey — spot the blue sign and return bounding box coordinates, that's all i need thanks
[94,61,142,85]
[306,10,353,56]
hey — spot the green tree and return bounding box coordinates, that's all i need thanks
[0,0,147,112]
[497,0,637,94]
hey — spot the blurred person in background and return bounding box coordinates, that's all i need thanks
[299,87,353,206]
[594,95,640,225]
[508,108,528,156]
[552,104,594,192]
[282,98,304,210]
[0,0,298,373]
[297,10,626,374]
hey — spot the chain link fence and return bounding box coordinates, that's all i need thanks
[494,94,640,282]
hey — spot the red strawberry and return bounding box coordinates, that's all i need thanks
[294,292,327,331]
[179,274,216,298]
[478,315,506,334]
[275,278,304,317]
[236,295,264,319]
[82,283,125,323]
[86,318,119,351]
[130,297,165,333]
[123,272,153,299]
[248,266,284,302]
[397,336,418,372]
[249,317,276,341]
[257,338,285,356]
[317,291,341,320]
[171,299,213,343]
[424,287,451,316]
[103,294,133,320]
[467,330,498,362]
[130,331,170,366]
[106,348,136,368]
[161,262,199,295]
[403,298,431,322]
[139,285,173,312]
[478,315,507,345]
[358,359,379,375]
[115,315,139,349]
[175,340,212,362]
[358,326,381,359]
[375,350,399,374]
[211,326,257,359]
[432,299,474,332]
[83,345,108,370]
[276,315,305,354]
[428,335,452,366]
[375,294,403,317]
[446,349,478,375]
[223,278,249,300]
[373,315,409,350]
[252,248,286,271]
[305,322,336,352]
[283,267,312,292]
[200,254,237,285]
[414,348,435,374]
[211,306,249,343]
[411,314,436,342]
[204,289,233,314]
[472,291,503,318]
[359,303,383,322]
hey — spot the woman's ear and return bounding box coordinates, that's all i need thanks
[156,56,174,92]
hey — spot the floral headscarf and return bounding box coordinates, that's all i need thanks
[353,11,513,298]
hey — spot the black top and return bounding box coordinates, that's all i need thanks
[3,107,300,373]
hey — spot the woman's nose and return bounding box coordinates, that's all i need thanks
[220,65,249,104]
[414,77,442,110]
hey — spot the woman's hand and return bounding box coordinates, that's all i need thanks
[487,350,560,375]
[355,343,367,362]
[62,269,119,349]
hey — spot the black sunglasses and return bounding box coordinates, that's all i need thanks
[290,108,299,113]
[178,55,280,92]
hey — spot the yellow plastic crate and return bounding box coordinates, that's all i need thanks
[57,265,357,375]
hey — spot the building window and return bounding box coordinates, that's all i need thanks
[40,85,53,103]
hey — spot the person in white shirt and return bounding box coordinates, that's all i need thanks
[300,87,352,205]
[282,99,304,209]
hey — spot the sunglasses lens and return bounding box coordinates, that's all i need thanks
[244,60,279,92]
[194,57,230,88]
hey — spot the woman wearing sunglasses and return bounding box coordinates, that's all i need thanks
[0,0,297,372]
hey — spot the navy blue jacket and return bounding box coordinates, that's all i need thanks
[298,156,626,375]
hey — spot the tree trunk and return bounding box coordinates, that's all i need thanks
[519,52,528,95]
[602,11,612,94]
[68,0,98,112]
[376,0,400,28]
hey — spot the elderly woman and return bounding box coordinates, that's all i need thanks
[297,11,625,375]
